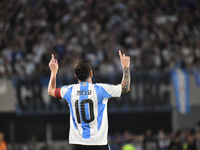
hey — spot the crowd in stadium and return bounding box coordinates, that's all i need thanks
[9,124,200,150]
[109,127,200,150]
[0,0,200,77]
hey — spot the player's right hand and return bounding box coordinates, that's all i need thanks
[119,50,130,68]
[49,54,58,74]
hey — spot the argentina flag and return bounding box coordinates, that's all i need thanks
[192,70,200,87]
[171,69,190,114]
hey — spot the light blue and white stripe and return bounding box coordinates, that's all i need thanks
[171,69,190,114]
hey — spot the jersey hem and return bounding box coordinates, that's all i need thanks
[69,142,108,146]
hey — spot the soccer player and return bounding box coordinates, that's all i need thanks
[48,50,130,150]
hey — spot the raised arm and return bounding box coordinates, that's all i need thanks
[119,50,131,94]
[48,54,58,97]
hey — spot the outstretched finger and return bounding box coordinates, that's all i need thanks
[119,50,122,59]
[52,54,55,60]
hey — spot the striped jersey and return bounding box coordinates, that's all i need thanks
[60,81,122,145]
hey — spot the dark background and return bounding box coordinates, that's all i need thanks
[0,112,171,143]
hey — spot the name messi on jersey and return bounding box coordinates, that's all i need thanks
[77,90,92,95]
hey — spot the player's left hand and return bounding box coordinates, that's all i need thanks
[49,54,58,74]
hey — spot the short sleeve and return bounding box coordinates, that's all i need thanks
[96,83,122,97]
[60,85,72,98]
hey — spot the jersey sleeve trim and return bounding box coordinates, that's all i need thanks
[54,88,62,99]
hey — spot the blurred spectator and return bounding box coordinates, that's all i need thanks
[123,131,134,144]
[24,54,36,76]
[167,135,182,150]
[132,135,143,150]
[27,136,39,150]
[186,134,197,150]
[109,132,123,150]
[195,121,200,131]
[0,131,7,150]
[0,56,5,76]
[122,144,136,150]
[157,129,170,150]
[195,130,200,150]
[143,129,158,150]
[14,54,26,76]
[22,135,39,150]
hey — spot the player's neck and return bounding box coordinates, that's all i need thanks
[78,78,92,83]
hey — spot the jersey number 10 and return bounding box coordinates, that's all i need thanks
[75,99,95,124]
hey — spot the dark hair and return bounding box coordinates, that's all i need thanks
[74,59,91,81]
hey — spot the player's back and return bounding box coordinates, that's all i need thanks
[60,81,121,145]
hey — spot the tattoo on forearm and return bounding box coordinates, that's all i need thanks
[121,67,130,94]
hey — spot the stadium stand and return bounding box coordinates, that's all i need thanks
[0,0,200,77]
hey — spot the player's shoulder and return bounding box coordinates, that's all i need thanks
[60,83,79,98]
[61,83,79,90]
[95,83,112,86]
[95,83,121,89]
[94,83,112,88]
